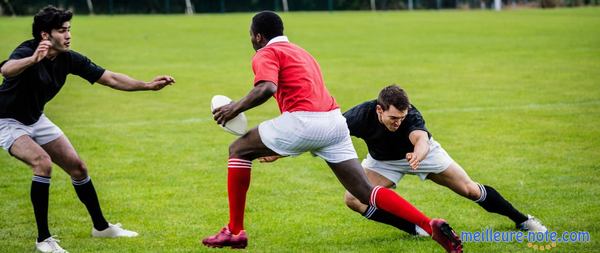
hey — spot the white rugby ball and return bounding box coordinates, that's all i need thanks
[210,95,248,136]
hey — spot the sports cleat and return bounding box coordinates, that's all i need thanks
[415,225,430,237]
[35,236,68,253]
[202,226,248,249]
[430,219,463,253]
[517,214,548,233]
[92,223,139,238]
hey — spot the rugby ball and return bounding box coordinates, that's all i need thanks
[210,95,248,136]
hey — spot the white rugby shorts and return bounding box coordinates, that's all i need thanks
[258,109,358,164]
[0,114,64,151]
[361,138,453,186]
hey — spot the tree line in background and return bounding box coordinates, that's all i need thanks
[0,0,598,15]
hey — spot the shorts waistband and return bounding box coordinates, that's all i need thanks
[284,109,341,117]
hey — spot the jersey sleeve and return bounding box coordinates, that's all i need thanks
[0,44,35,69]
[252,49,279,86]
[405,110,431,138]
[343,104,367,138]
[69,51,105,84]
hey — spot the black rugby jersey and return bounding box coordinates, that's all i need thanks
[343,100,431,161]
[0,40,105,125]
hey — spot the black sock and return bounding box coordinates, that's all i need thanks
[72,176,109,230]
[31,175,52,242]
[475,184,528,224]
[363,205,417,235]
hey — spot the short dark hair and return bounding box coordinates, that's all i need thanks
[251,11,284,40]
[377,85,410,111]
[32,5,72,42]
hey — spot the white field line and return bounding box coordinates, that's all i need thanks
[64,100,600,129]
[425,100,600,114]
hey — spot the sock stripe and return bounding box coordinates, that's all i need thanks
[363,205,377,219]
[72,176,91,186]
[370,186,383,209]
[228,158,252,169]
[228,158,252,165]
[475,183,487,203]
[32,175,51,184]
[227,162,252,167]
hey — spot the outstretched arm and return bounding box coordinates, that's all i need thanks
[96,70,175,91]
[406,130,430,170]
[212,81,277,125]
[1,40,51,78]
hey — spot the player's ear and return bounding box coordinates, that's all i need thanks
[376,104,383,114]
[41,31,49,40]
[256,33,264,43]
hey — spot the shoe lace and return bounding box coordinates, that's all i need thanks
[112,223,123,228]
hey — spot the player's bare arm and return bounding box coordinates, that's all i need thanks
[212,81,277,125]
[97,70,175,91]
[406,130,430,170]
[0,40,52,78]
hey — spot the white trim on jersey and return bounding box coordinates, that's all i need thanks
[266,36,289,46]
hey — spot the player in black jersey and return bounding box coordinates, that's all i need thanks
[343,85,547,236]
[0,6,174,253]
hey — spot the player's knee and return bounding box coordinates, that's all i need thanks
[68,159,88,180]
[344,191,362,210]
[228,143,244,159]
[464,182,481,200]
[31,154,53,176]
[228,141,254,160]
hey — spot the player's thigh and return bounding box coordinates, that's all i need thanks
[365,168,395,188]
[427,162,478,197]
[10,135,52,170]
[229,127,279,160]
[41,135,85,172]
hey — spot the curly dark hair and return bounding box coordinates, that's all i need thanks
[32,5,72,42]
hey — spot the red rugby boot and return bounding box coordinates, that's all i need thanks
[430,219,463,253]
[202,226,248,249]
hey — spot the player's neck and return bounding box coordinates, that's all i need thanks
[46,49,60,60]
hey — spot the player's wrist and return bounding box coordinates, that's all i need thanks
[27,55,38,65]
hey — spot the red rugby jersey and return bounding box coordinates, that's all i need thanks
[252,36,338,113]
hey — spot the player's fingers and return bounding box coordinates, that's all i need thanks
[164,75,175,83]
[216,115,224,125]
[39,41,52,47]
[212,106,224,115]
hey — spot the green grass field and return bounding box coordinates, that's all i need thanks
[1,7,599,252]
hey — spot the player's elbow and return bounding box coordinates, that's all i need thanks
[257,81,277,96]
[1,64,11,78]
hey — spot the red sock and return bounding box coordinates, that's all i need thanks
[370,186,432,235]
[227,158,252,235]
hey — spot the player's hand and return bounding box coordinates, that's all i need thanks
[146,75,175,90]
[258,155,283,163]
[32,40,51,63]
[212,102,239,125]
[406,152,420,170]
